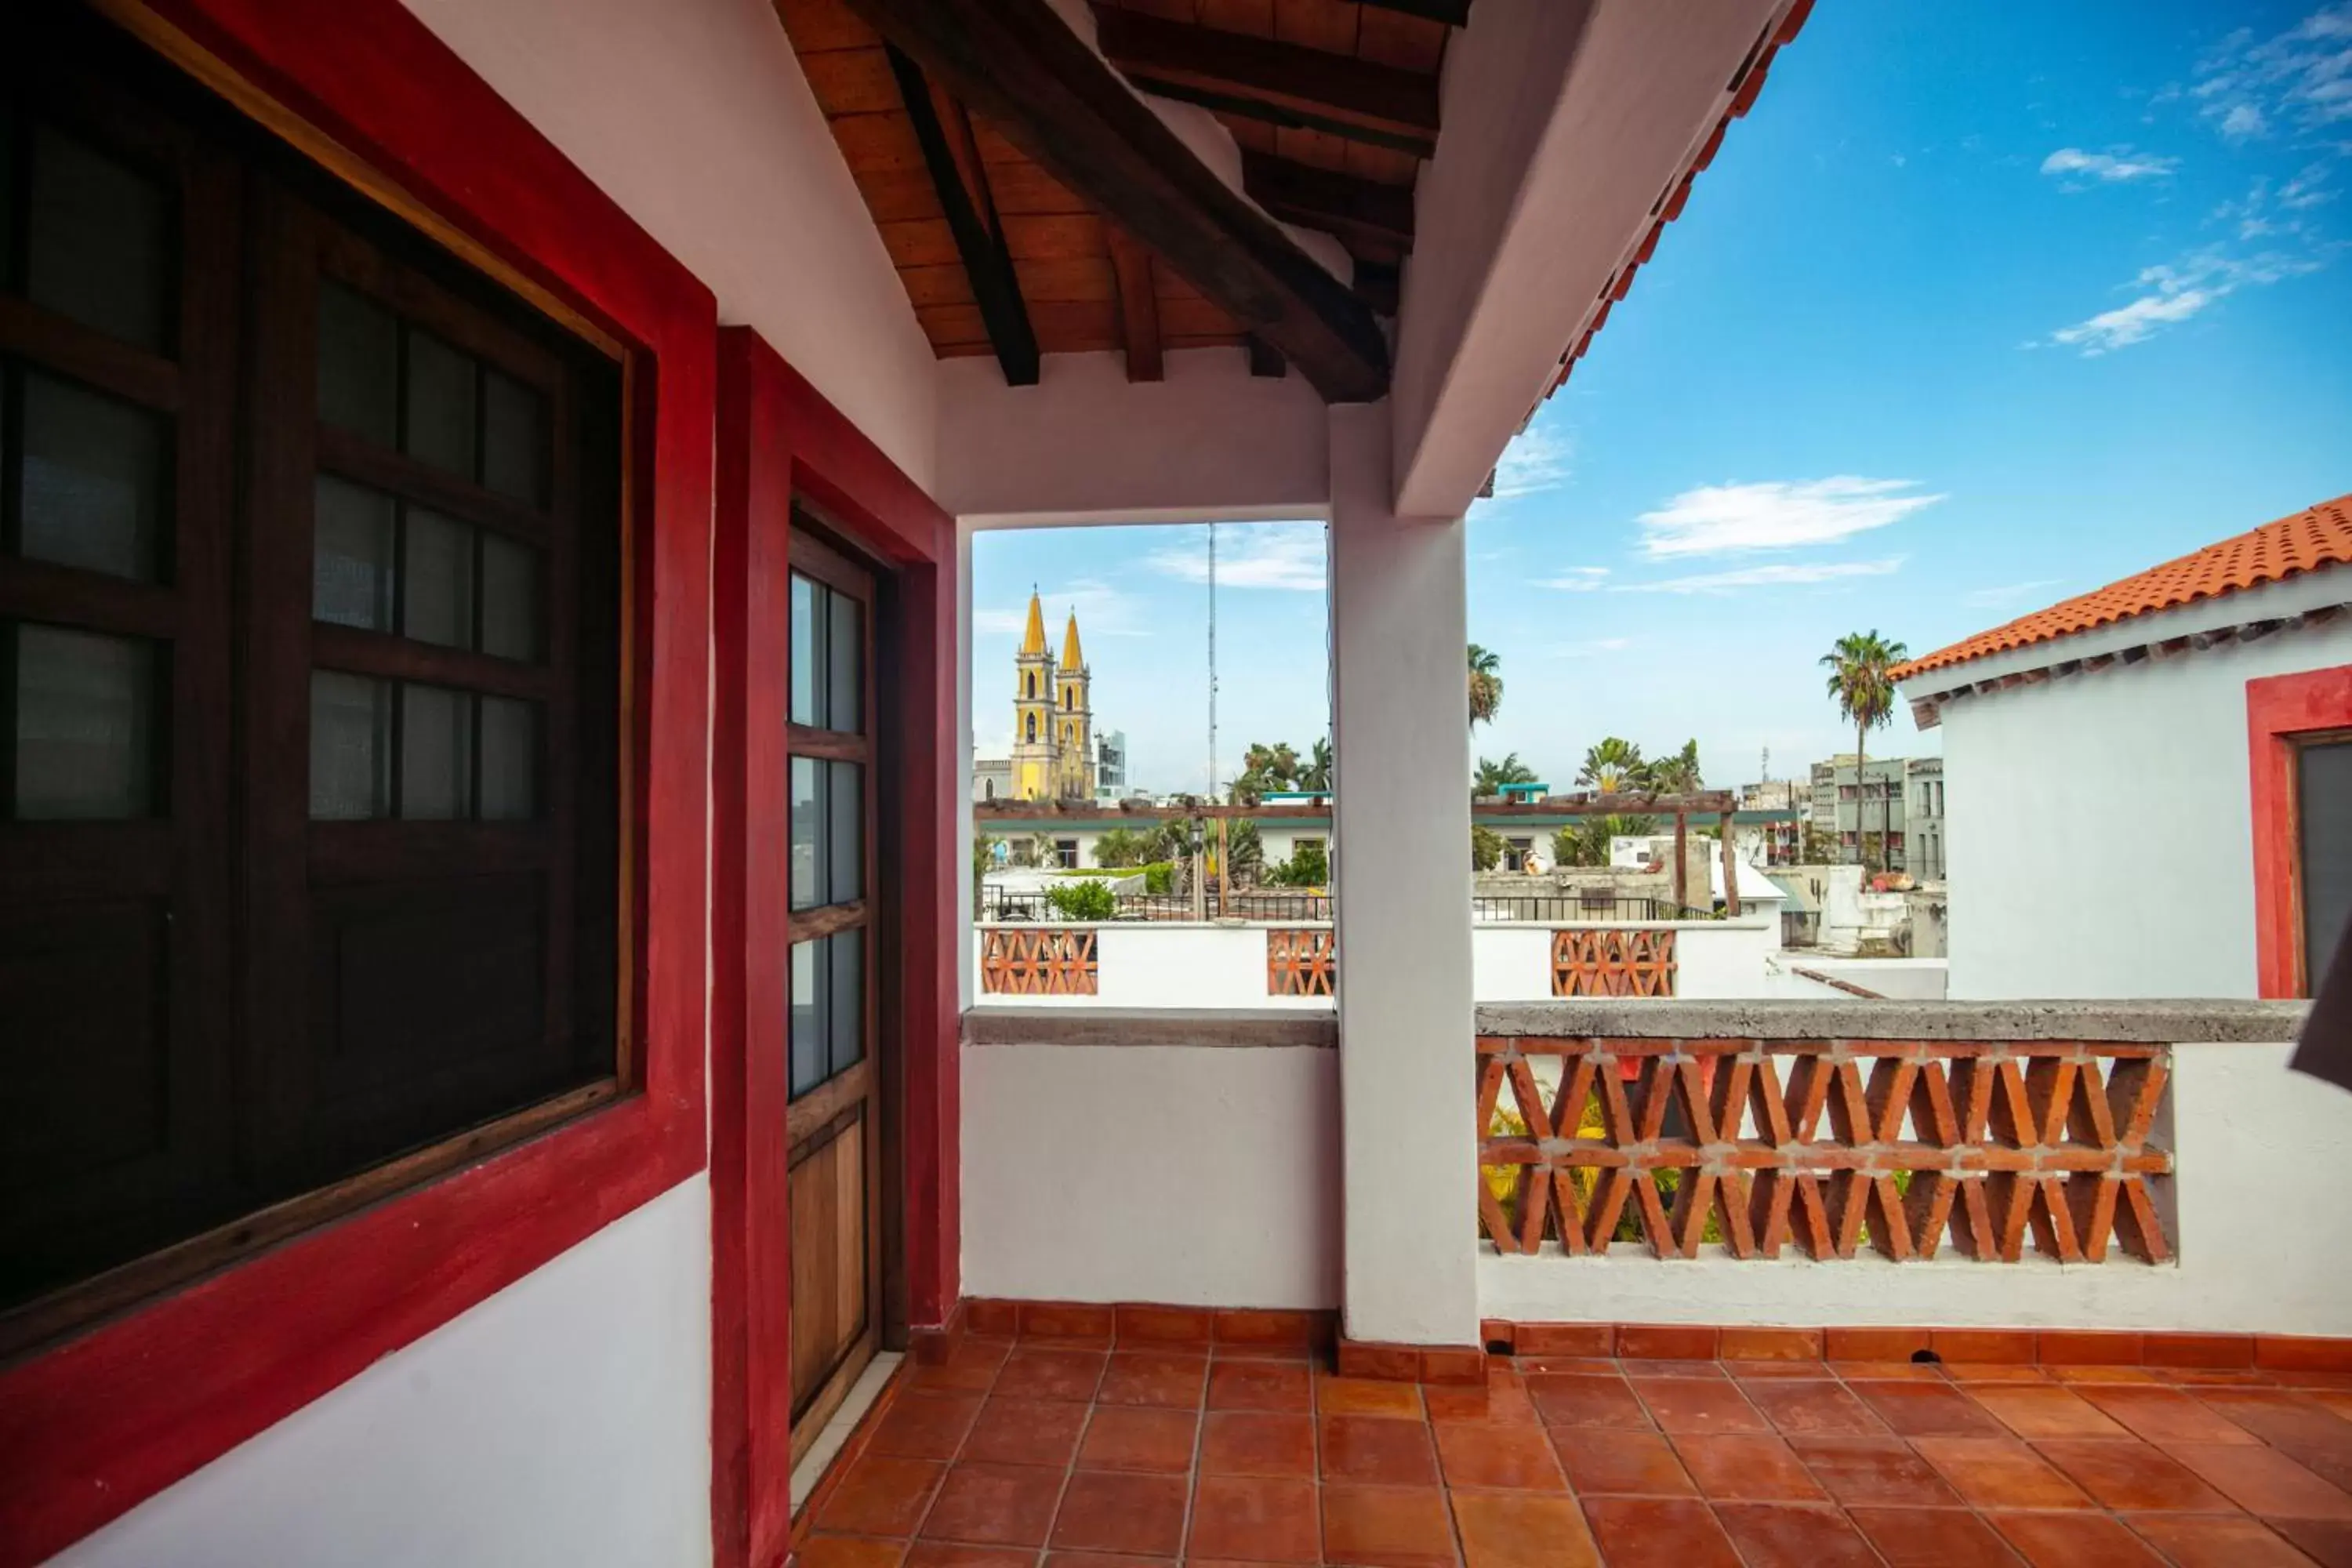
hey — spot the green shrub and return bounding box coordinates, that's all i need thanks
[1267,840,1330,887]
[1471,823,1507,871]
[1046,877,1118,921]
[1141,861,1176,895]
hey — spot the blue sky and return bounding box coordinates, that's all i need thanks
[974,0,2352,797]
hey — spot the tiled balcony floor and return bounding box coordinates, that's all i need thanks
[793,1335,2352,1566]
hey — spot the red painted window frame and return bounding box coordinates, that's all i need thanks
[0,4,716,1564]
[710,328,960,1568]
[2249,663,2352,999]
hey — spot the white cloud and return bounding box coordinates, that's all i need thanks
[2043,245,2327,354]
[974,577,1151,638]
[2191,5,2352,140]
[1613,558,1907,595]
[1484,423,1573,501]
[2052,288,2220,353]
[1634,478,1947,558]
[1961,578,2063,608]
[1539,566,1610,591]
[2040,146,2179,183]
[1145,522,1327,592]
[2220,102,2270,139]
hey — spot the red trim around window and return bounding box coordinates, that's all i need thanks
[2249,664,2352,999]
[710,329,959,1568]
[0,4,716,1564]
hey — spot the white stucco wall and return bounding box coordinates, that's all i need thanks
[49,1177,713,1568]
[400,0,939,487]
[1483,1044,2352,1338]
[1470,922,1780,1002]
[1933,615,2352,1000]
[974,924,1334,1009]
[963,1044,1339,1308]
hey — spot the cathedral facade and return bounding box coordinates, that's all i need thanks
[1010,590,1094,800]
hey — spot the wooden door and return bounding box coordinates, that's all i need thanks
[783,522,881,1459]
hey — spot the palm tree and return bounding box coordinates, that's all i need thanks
[1299,736,1334,793]
[1644,739,1703,796]
[1468,644,1503,728]
[1474,753,1537,797]
[1820,630,1911,875]
[1577,737,1646,794]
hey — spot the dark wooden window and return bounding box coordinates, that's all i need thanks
[0,13,623,1348]
[2299,734,2351,989]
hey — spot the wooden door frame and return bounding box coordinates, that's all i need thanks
[2249,663,2352,999]
[711,328,959,1568]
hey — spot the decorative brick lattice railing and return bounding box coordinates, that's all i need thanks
[1551,929,1676,996]
[980,928,1098,995]
[1477,1034,2172,1264]
[1266,928,1336,996]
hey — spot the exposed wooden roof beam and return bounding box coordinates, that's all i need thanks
[1356,0,1472,25]
[1105,229,1163,383]
[1241,151,1414,264]
[1248,336,1286,378]
[843,0,1391,401]
[885,45,1039,385]
[1091,5,1441,158]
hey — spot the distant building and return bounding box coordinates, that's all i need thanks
[1009,589,1095,800]
[1906,756,1945,881]
[1739,779,1808,864]
[972,756,1012,802]
[1894,489,2352,999]
[1095,728,1129,801]
[1809,753,1915,871]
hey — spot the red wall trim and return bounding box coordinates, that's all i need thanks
[710,330,959,1568]
[2249,663,2352,998]
[0,5,717,1564]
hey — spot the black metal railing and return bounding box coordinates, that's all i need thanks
[1470,895,1711,924]
[978,887,1333,923]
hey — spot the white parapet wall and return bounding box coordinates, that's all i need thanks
[961,1011,1340,1308]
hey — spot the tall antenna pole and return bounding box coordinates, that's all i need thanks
[1207,522,1218,800]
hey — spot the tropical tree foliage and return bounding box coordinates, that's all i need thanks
[1229,740,1302,804]
[1473,753,1537,796]
[1092,826,1157,868]
[1576,736,1646,793]
[1471,822,1508,871]
[1265,839,1330,887]
[1299,736,1334,793]
[1550,815,1659,868]
[1820,630,1910,874]
[1645,739,1704,794]
[1468,644,1503,728]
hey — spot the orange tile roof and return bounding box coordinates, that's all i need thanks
[1893,490,2352,681]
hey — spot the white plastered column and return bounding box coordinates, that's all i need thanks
[1327,403,1479,1348]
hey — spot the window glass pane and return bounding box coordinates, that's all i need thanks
[309,669,390,819]
[403,328,476,477]
[829,759,862,905]
[481,368,543,505]
[401,507,474,648]
[789,572,819,728]
[2302,740,2352,989]
[13,622,154,818]
[18,370,165,582]
[400,683,472,819]
[826,588,860,733]
[789,938,825,1098]
[790,755,823,912]
[479,533,540,662]
[27,124,170,353]
[829,927,863,1078]
[478,695,538,821]
[312,475,395,630]
[316,280,397,445]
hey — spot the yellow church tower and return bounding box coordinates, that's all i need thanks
[1011,589,1057,800]
[1052,611,1094,800]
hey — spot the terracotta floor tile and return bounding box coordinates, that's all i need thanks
[1094,1352,1207,1410]
[919,1462,1065,1547]
[1629,1377,1769,1436]
[1671,1433,1827,1501]
[816,1455,949,1537]
[1048,1471,1188,1557]
[1946,1363,2055,1385]
[1621,1358,1731,1379]
[2166,1442,2352,1519]
[2197,1390,2352,1491]
[1851,1379,2008,1438]
[2269,1516,2352,1566]
[1710,1502,1884,1568]
[1207,1360,1313,1414]
[1433,1421,1566,1491]
[1528,1374,1652,1431]
[2051,1365,2163,1386]
[901,1546,1035,1568]
[960,1398,1088,1468]
[1321,1485,1460,1568]
[1912,1436,2093,1510]
[2123,1513,2320,1568]
[1185,1474,1320,1563]
[1848,1506,2026,1567]
[1577,1496,1744,1568]
[1040,1555,1176,1568]
[993,1347,1107,1404]
[1784,1435,1964,1508]
[2034,1438,2237,1512]
[1832,1359,1948,1381]
[869,1392,985,1461]
[909,1342,1011,1396]
[1450,1490,1599,1568]
[1743,1379,1889,1437]
[1725,1359,1836,1381]
[1320,1413,1441,1486]
[1427,1376,1540,1426]
[1968,1384,2132,1440]
[1549,1428,1697,1497]
[2079,1385,2263,1446]
[1200,1411,1317,1479]
[1986,1510,2168,1567]
[1076,1406,1199,1474]
[1319,1374,1426,1418]
[796,1537,909,1566]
